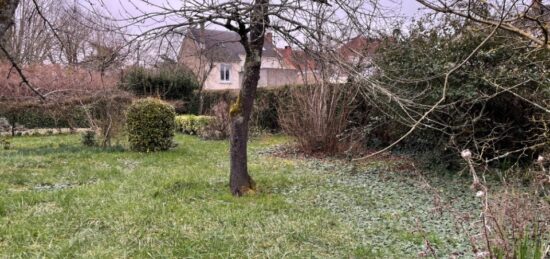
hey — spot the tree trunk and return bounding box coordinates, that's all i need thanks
[0,0,19,40]
[228,0,268,196]
[198,90,204,114]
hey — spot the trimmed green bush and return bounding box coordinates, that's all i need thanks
[175,115,214,135]
[127,98,176,152]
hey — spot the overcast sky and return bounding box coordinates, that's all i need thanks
[97,0,425,23]
[92,0,425,35]
[84,0,425,62]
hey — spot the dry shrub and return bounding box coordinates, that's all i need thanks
[481,189,550,258]
[200,100,230,140]
[414,163,549,258]
[80,90,133,147]
[456,154,550,258]
[0,89,132,146]
[278,83,358,155]
[0,63,118,98]
[0,62,129,144]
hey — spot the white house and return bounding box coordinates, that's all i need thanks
[179,28,299,91]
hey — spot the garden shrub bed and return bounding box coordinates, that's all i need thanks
[199,86,292,132]
[175,115,214,135]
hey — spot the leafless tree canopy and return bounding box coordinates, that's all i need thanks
[417,0,550,49]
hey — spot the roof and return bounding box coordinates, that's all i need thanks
[187,28,279,62]
[276,47,319,70]
[338,36,381,61]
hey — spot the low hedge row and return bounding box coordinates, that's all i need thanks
[0,85,291,133]
[0,99,89,130]
[175,115,214,135]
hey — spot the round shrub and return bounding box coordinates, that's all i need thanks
[126,98,176,152]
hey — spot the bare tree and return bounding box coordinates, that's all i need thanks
[416,0,550,49]
[2,0,58,64]
[79,0,384,196]
[1,0,401,196]
[0,0,19,40]
[54,3,93,65]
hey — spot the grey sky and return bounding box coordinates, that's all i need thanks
[94,0,425,35]
[98,0,424,21]
[87,0,425,62]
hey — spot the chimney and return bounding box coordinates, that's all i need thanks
[264,32,273,45]
[283,46,292,57]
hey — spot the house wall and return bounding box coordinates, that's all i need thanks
[203,62,241,90]
[297,70,321,85]
[190,49,302,90]
[204,55,297,90]
[179,38,203,77]
[235,55,287,69]
[258,68,299,87]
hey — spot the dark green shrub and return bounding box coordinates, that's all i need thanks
[119,65,198,113]
[81,130,97,147]
[368,17,550,167]
[252,87,291,132]
[126,98,176,152]
[0,136,10,150]
[0,99,89,131]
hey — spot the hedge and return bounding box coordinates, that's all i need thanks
[0,99,89,130]
[195,86,292,132]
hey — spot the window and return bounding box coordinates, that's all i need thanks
[220,64,231,82]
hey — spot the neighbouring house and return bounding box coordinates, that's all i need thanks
[179,27,299,91]
[278,36,381,84]
[335,35,381,82]
[179,27,381,90]
[276,46,321,85]
[338,36,380,64]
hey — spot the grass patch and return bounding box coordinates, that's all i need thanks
[0,134,487,257]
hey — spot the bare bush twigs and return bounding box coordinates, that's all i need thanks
[279,83,359,155]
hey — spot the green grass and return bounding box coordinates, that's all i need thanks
[0,134,482,257]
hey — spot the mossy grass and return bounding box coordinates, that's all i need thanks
[0,134,531,257]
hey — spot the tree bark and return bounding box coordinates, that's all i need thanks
[0,0,19,40]
[229,0,268,196]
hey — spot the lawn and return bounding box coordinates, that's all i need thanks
[0,134,482,257]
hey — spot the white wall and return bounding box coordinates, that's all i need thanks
[203,62,241,90]
[204,55,298,91]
